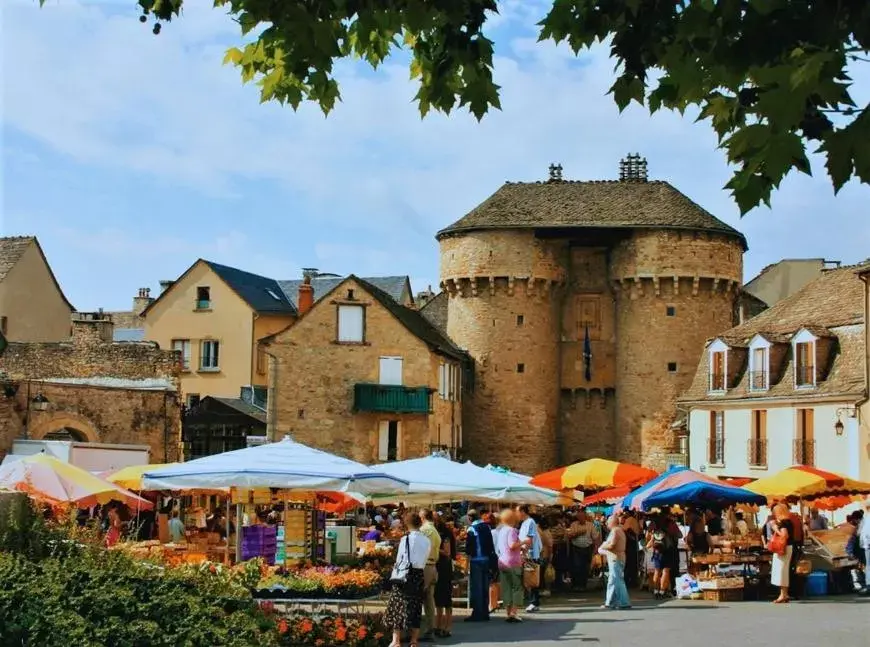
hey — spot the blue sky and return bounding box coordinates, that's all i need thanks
[2,0,868,311]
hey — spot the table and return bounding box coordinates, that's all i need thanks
[257,595,382,618]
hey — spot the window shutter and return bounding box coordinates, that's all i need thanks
[338,305,364,342]
[805,408,814,440]
[759,410,767,440]
[379,357,403,385]
[438,364,446,398]
[378,421,390,461]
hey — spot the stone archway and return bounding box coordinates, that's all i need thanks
[29,414,100,444]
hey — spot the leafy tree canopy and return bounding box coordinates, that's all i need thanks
[42,0,870,214]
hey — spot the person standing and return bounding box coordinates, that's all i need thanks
[496,509,525,623]
[419,509,441,642]
[487,513,502,614]
[517,505,543,613]
[465,509,496,622]
[539,518,554,596]
[434,514,457,638]
[770,503,795,604]
[386,512,430,647]
[567,510,599,591]
[858,500,870,589]
[598,515,631,610]
[621,512,641,588]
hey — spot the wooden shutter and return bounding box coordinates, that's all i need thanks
[338,305,364,342]
[378,421,390,461]
[379,357,403,385]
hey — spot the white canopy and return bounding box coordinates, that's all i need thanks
[141,437,409,494]
[477,463,577,505]
[367,455,563,504]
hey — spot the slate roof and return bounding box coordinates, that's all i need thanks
[353,277,466,362]
[0,237,33,282]
[437,180,747,249]
[209,396,268,424]
[419,291,449,336]
[203,261,297,314]
[680,262,868,403]
[277,276,411,309]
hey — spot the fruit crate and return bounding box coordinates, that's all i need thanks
[702,588,744,602]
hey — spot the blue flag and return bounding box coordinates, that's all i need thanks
[583,325,592,381]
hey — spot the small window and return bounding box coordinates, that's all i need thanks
[0,316,7,335]
[196,286,211,310]
[710,350,726,391]
[172,339,192,371]
[795,341,815,387]
[265,289,281,301]
[516,315,524,326]
[200,340,220,370]
[517,363,525,374]
[347,289,355,300]
[186,394,201,409]
[666,306,676,317]
[298,409,305,419]
[667,362,677,373]
[708,411,725,465]
[256,344,267,375]
[337,304,365,342]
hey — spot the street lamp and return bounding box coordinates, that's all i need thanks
[31,393,49,412]
[834,406,856,437]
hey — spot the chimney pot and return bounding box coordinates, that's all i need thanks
[297,275,315,315]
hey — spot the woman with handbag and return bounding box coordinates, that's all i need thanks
[386,512,431,647]
[769,503,794,604]
[495,508,525,623]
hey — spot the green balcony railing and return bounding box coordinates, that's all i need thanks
[354,383,432,414]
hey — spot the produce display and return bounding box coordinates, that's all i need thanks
[254,564,383,600]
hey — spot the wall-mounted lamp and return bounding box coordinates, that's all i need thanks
[31,393,49,412]
[834,406,857,436]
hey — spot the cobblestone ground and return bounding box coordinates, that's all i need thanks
[435,592,870,647]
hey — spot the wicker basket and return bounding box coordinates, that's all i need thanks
[702,588,743,602]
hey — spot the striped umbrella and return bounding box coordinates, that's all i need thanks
[619,466,766,512]
[579,484,634,507]
[744,465,870,503]
[530,458,657,492]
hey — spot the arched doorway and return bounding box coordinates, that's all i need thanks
[29,414,99,444]
[42,427,89,442]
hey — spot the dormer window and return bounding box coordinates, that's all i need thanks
[196,286,211,310]
[708,339,728,392]
[748,335,770,391]
[792,329,817,388]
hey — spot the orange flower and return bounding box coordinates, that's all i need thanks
[336,627,347,642]
[277,619,289,635]
[357,627,368,639]
[301,619,314,633]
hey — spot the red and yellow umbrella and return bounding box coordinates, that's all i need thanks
[579,484,634,507]
[745,465,870,503]
[531,458,657,492]
[0,454,153,509]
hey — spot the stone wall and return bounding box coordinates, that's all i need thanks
[267,277,462,464]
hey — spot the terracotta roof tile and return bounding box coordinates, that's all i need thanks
[436,180,747,248]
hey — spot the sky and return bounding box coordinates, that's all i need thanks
[2,0,869,311]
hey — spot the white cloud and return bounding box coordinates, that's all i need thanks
[2,0,869,297]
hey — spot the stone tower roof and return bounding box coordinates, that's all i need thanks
[436,179,747,250]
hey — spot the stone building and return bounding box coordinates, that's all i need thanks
[264,276,466,464]
[437,157,746,473]
[679,262,869,482]
[0,236,74,342]
[108,287,154,341]
[0,311,182,462]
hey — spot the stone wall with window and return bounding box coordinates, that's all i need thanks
[265,278,463,464]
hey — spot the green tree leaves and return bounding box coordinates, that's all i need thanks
[39,0,870,213]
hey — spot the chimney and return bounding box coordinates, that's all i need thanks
[71,310,114,345]
[132,287,153,314]
[619,153,648,182]
[159,280,175,294]
[297,275,315,316]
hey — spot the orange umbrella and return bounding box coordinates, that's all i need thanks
[531,458,657,492]
[316,491,363,515]
[745,465,870,502]
[0,454,153,509]
[580,484,634,507]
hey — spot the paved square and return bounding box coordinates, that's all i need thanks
[440,594,870,646]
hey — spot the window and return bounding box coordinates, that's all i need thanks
[516,314,524,326]
[750,346,768,391]
[256,344,267,375]
[298,409,305,419]
[172,339,191,371]
[186,394,201,409]
[200,340,220,370]
[667,362,677,373]
[795,341,815,387]
[337,305,365,343]
[517,363,525,374]
[708,411,725,465]
[379,357,403,386]
[710,350,726,391]
[666,306,676,317]
[749,410,767,467]
[795,408,815,465]
[439,363,461,401]
[196,286,211,310]
[378,421,401,461]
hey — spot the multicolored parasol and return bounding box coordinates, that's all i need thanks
[530,458,657,492]
[744,465,870,503]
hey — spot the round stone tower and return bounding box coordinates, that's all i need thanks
[438,230,566,475]
[438,158,746,473]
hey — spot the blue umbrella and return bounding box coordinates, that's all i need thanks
[619,466,766,512]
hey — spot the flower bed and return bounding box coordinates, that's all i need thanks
[274,612,390,647]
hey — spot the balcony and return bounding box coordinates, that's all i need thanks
[709,372,726,392]
[795,364,815,387]
[354,383,432,414]
[747,438,767,467]
[748,371,767,391]
[793,439,815,466]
